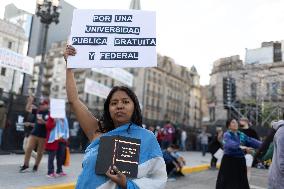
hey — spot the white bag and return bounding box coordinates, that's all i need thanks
[214,148,224,160]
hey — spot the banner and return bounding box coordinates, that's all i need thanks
[50,98,66,118]
[68,9,156,68]
[0,48,34,75]
[84,78,111,98]
[92,68,133,87]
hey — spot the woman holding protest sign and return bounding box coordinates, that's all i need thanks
[64,45,167,189]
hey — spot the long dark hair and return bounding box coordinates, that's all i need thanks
[98,86,142,133]
[226,118,235,128]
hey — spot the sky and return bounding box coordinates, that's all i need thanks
[1,0,284,85]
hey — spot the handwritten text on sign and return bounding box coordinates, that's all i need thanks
[68,9,156,68]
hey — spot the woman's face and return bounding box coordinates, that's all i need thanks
[229,119,238,131]
[109,90,134,127]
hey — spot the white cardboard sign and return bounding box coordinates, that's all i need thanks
[84,78,111,98]
[50,98,66,118]
[67,9,156,68]
[92,68,133,87]
[0,48,34,75]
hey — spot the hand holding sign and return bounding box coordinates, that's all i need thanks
[64,45,76,63]
[106,166,127,189]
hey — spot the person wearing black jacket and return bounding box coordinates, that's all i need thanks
[20,99,49,173]
[208,128,223,169]
[239,117,259,181]
[239,117,259,140]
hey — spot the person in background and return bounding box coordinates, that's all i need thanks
[162,121,175,149]
[239,117,259,140]
[254,125,277,168]
[162,144,183,181]
[78,127,89,152]
[23,95,37,160]
[156,126,164,147]
[239,117,259,181]
[173,127,181,147]
[148,126,155,133]
[19,99,49,172]
[208,128,223,169]
[180,129,187,151]
[268,120,284,189]
[45,116,69,178]
[198,127,210,156]
[0,100,7,149]
[216,118,262,189]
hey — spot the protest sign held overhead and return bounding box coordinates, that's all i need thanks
[67,9,156,68]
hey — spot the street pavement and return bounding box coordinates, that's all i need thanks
[0,151,268,189]
[165,168,268,189]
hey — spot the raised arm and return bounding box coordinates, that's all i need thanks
[64,45,100,141]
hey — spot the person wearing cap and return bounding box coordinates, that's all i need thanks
[0,100,7,149]
[19,99,50,173]
[239,117,259,181]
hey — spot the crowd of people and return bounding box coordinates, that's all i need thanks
[19,96,70,178]
[145,114,284,188]
[0,44,281,189]
[6,89,282,189]
[14,90,283,188]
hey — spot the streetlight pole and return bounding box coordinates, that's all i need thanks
[35,0,60,105]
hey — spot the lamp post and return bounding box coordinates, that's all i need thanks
[35,0,60,105]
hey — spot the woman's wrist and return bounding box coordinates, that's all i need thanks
[121,179,127,189]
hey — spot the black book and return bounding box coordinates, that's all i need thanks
[95,135,141,178]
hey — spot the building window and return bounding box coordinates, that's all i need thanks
[54,85,59,92]
[111,79,114,87]
[250,82,257,98]
[209,107,215,121]
[266,83,270,96]
[271,82,280,101]
[1,68,6,76]
[8,41,12,49]
[86,94,89,103]
[281,82,284,98]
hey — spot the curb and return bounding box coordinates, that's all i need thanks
[181,164,210,174]
[28,182,76,189]
[28,164,216,189]
[181,163,220,174]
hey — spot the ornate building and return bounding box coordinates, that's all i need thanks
[0,19,27,94]
[208,53,284,127]
[132,54,201,127]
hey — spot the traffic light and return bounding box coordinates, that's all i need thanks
[223,77,236,108]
